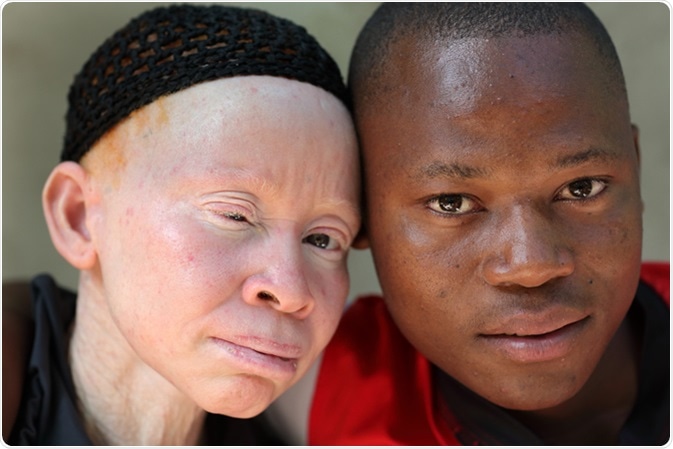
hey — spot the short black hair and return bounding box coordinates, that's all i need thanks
[348,2,626,112]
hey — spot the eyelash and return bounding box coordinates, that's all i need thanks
[303,233,341,251]
[425,177,611,217]
[206,205,254,227]
[210,207,347,253]
[426,193,482,216]
[222,211,249,223]
[554,177,610,202]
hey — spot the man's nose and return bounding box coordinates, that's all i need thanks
[480,204,575,288]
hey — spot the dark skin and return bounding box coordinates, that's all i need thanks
[354,33,643,444]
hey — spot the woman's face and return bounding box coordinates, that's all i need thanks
[82,76,360,417]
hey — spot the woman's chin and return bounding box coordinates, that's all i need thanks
[197,375,278,418]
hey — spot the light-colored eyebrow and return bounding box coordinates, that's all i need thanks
[417,160,491,180]
[320,201,362,237]
[552,147,620,169]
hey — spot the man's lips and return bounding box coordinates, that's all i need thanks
[480,309,590,337]
[478,312,591,363]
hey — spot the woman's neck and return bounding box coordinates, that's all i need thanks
[69,278,207,445]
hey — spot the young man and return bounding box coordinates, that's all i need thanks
[270,3,669,445]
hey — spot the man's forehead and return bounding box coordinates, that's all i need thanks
[393,32,600,80]
[363,32,620,122]
[356,32,633,170]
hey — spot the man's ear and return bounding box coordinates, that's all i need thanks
[352,223,370,250]
[632,124,641,164]
[42,161,97,270]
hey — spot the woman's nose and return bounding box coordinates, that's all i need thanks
[241,239,315,319]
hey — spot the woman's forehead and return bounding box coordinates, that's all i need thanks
[85,76,357,196]
[87,77,350,164]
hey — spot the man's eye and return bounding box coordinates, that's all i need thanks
[303,233,335,250]
[427,194,479,215]
[557,179,608,200]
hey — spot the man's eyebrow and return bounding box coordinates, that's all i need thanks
[417,161,490,180]
[552,147,620,169]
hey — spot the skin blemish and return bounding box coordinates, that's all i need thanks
[81,98,174,190]
[80,122,128,189]
[156,99,169,126]
[620,229,630,244]
[121,208,133,226]
[130,96,170,133]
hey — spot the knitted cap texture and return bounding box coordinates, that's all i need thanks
[63,4,348,162]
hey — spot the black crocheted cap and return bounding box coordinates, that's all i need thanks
[62,4,348,162]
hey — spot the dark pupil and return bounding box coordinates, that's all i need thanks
[438,194,463,212]
[306,234,330,248]
[569,180,593,198]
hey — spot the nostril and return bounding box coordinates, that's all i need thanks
[257,290,279,303]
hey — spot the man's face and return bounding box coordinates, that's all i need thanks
[82,76,360,418]
[358,35,643,410]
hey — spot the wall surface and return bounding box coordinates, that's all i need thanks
[2,2,669,301]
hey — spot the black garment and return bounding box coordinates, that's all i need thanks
[8,274,284,445]
[435,281,670,445]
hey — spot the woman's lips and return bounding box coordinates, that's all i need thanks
[210,336,301,380]
[479,315,590,363]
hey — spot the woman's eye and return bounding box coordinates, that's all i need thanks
[303,233,337,250]
[427,194,480,215]
[223,212,248,223]
[209,209,251,226]
[557,178,608,200]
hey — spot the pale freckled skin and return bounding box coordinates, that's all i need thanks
[56,76,360,445]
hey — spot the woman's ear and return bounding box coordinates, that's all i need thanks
[42,161,97,270]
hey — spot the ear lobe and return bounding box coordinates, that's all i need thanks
[631,124,641,164]
[351,224,370,250]
[42,162,97,270]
